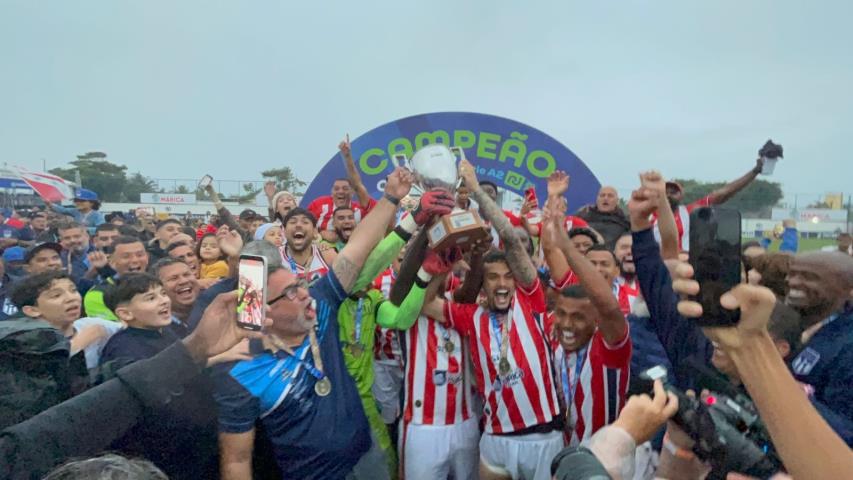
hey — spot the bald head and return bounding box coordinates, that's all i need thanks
[786,251,853,324]
[596,186,619,213]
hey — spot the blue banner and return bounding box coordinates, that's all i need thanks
[301,112,600,211]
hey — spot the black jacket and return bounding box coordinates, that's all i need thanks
[0,342,204,480]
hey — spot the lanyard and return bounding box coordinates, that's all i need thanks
[353,297,364,344]
[285,246,300,275]
[489,311,511,367]
[269,328,326,380]
[436,320,451,342]
[561,346,588,410]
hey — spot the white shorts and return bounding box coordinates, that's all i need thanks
[479,430,564,480]
[372,361,404,424]
[401,417,480,480]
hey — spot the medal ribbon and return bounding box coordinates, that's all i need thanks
[269,327,326,381]
[561,346,588,416]
[353,297,364,344]
[489,310,511,373]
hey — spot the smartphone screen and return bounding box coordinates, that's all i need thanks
[198,175,213,189]
[237,255,267,331]
[688,207,742,326]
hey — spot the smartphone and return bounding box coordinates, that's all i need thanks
[198,174,213,190]
[135,207,155,217]
[688,207,742,326]
[391,153,409,168]
[449,146,467,162]
[237,254,267,331]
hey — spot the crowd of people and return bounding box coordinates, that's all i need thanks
[0,137,851,480]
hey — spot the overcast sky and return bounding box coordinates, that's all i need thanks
[2,1,851,201]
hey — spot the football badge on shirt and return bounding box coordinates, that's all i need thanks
[791,347,821,376]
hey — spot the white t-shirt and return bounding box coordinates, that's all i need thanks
[73,317,123,369]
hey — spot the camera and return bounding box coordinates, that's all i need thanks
[632,366,781,479]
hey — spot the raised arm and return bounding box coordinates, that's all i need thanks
[541,171,572,283]
[452,237,491,303]
[334,168,409,293]
[351,229,408,293]
[339,136,372,208]
[707,160,762,205]
[204,182,242,233]
[544,203,627,345]
[459,159,536,286]
[676,283,853,479]
[641,171,679,260]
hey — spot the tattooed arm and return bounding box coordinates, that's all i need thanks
[459,160,537,287]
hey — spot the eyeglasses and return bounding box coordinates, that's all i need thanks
[267,278,309,306]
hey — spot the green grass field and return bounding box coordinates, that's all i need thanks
[742,237,835,252]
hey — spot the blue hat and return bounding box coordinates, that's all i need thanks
[253,223,278,241]
[75,188,99,202]
[3,246,26,263]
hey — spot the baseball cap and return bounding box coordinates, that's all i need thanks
[25,242,63,264]
[74,188,99,202]
[3,246,26,263]
[239,209,259,221]
[665,181,683,194]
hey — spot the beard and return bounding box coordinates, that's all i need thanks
[668,196,681,209]
[335,227,352,243]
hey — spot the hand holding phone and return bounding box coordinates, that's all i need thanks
[237,255,267,331]
[688,207,742,326]
[198,174,213,190]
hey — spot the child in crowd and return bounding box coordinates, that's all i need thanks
[197,233,229,280]
[99,273,176,367]
[253,222,284,247]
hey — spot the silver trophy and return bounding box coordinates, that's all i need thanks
[403,144,489,252]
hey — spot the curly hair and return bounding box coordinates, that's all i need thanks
[751,252,793,298]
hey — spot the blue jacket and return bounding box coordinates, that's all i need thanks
[632,228,853,445]
[632,228,713,391]
[48,204,105,235]
[779,227,798,253]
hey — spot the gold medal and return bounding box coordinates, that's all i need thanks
[314,377,332,396]
[499,357,511,376]
[349,343,364,357]
[444,340,455,354]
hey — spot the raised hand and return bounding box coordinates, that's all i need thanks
[264,181,277,199]
[640,170,666,196]
[384,166,414,200]
[218,229,244,258]
[547,170,570,198]
[672,261,778,352]
[183,291,269,362]
[458,159,478,190]
[87,250,109,269]
[423,248,461,276]
[413,189,455,226]
[627,188,660,224]
[338,134,352,159]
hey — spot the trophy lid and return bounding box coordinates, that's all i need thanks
[410,144,459,192]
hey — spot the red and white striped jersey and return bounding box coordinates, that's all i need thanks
[373,268,396,298]
[306,196,376,232]
[372,268,402,363]
[535,215,590,237]
[616,276,640,317]
[444,279,560,434]
[554,328,632,445]
[652,196,712,252]
[280,243,330,283]
[403,314,474,425]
